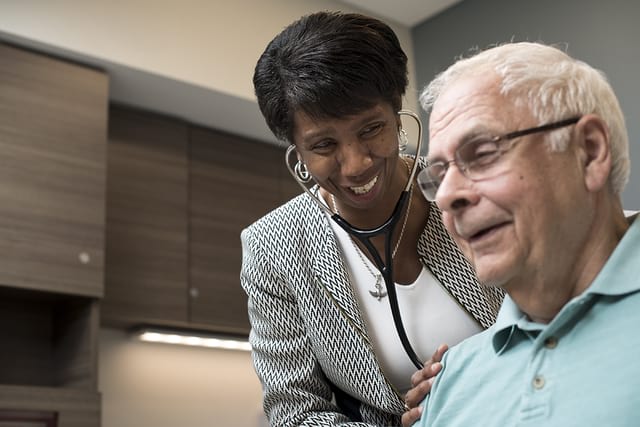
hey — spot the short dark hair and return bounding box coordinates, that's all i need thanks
[253,11,408,143]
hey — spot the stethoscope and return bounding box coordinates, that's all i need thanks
[285,110,424,369]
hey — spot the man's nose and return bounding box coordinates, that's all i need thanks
[434,164,478,212]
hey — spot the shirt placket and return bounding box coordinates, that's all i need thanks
[519,330,555,424]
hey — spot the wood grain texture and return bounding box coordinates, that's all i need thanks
[102,106,189,326]
[189,127,284,333]
[0,43,108,297]
[0,384,100,427]
[0,286,98,389]
[102,107,301,334]
[279,162,304,203]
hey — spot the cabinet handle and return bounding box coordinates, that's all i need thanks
[189,287,199,298]
[78,251,91,264]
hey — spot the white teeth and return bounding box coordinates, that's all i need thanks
[350,176,378,195]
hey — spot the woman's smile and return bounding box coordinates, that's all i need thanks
[350,175,379,195]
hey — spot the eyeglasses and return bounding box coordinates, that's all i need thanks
[418,116,581,201]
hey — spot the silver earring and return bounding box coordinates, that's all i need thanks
[294,160,312,183]
[398,128,409,152]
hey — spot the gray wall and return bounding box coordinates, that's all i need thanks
[412,0,639,209]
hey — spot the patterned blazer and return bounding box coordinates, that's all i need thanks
[240,191,504,426]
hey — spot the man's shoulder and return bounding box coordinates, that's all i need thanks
[432,325,505,397]
[442,326,496,366]
[419,327,506,426]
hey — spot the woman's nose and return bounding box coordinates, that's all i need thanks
[337,140,373,177]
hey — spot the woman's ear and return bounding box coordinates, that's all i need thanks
[292,146,303,163]
[576,114,612,193]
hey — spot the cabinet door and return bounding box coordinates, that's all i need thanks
[189,128,282,333]
[0,43,107,297]
[279,160,303,204]
[102,107,189,327]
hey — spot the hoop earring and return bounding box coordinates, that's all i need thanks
[398,128,409,152]
[294,160,312,183]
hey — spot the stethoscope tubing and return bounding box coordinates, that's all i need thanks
[285,110,425,369]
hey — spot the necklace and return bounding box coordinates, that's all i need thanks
[330,157,413,300]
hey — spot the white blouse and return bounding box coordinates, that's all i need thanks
[328,213,483,394]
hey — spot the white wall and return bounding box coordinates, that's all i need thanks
[99,328,265,427]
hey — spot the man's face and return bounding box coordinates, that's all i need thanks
[427,74,588,292]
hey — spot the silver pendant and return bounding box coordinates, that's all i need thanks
[369,275,387,300]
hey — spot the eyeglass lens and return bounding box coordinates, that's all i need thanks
[418,116,581,202]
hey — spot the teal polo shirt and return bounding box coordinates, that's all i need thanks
[416,214,640,427]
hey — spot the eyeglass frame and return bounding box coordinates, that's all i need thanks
[418,116,582,201]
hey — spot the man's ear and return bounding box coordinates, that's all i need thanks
[576,114,612,193]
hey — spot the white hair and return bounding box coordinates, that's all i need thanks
[420,42,630,195]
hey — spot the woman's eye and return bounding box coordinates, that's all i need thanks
[311,139,335,152]
[360,123,383,138]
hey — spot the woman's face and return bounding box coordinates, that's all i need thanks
[291,101,402,211]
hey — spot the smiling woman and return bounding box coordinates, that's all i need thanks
[240,10,503,427]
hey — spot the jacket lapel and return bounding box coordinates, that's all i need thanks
[418,203,503,328]
[304,196,369,338]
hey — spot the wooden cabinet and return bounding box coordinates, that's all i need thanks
[102,107,296,334]
[0,287,100,427]
[188,127,283,333]
[102,107,189,328]
[0,43,107,297]
[0,43,107,426]
[279,153,305,202]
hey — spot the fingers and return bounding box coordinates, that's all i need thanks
[409,357,444,387]
[431,343,449,364]
[401,405,422,427]
[405,343,449,410]
[404,374,437,409]
[410,344,448,386]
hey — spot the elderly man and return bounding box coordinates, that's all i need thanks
[412,42,639,426]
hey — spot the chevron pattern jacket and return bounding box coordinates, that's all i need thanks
[240,189,504,426]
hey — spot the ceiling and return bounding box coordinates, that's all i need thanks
[338,0,464,27]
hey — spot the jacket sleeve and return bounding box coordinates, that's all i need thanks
[240,224,377,427]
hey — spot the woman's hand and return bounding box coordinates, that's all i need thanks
[401,344,448,427]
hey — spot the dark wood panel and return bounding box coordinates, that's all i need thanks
[0,43,108,297]
[0,286,98,389]
[0,385,100,427]
[189,127,283,333]
[103,106,189,326]
[0,289,55,386]
[53,298,99,389]
[279,158,304,204]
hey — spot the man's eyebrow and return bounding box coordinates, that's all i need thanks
[427,127,493,162]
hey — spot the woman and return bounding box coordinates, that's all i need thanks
[241,11,504,426]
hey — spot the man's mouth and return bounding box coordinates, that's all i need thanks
[468,222,508,242]
[455,217,510,242]
[350,176,378,195]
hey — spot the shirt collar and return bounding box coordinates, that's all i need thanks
[491,212,640,353]
[583,212,640,296]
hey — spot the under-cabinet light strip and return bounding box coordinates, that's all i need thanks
[137,329,252,351]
